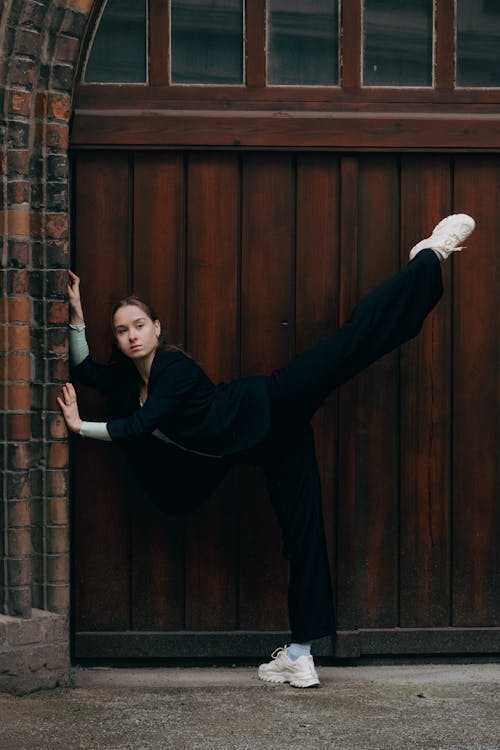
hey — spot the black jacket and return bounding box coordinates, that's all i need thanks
[72,348,271,458]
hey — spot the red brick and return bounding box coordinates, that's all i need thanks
[45,123,69,150]
[7,413,31,440]
[7,150,30,176]
[7,296,30,323]
[47,300,68,324]
[47,497,69,525]
[67,0,94,13]
[7,558,31,586]
[10,269,29,294]
[6,353,31,380]
[8,238,30,265]
[9,90,31,117]
[46,554,70,583]
[7,499,30,526]
[46,384,63,410]
[10,443,30,469]
[16,29,42,57]
[46,584,70,613]
[47,470,68,497]
[7,180,30,204]
[48,91,71,121]
[48,441,69,469]
[45,212,69,240]
[7,324,30,351]
[48,413,68,439]
[8,528,32,556]
[46,526,69,554]
[7,383,30,410]
[48,357,69,382]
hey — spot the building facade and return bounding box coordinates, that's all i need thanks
[1,0,499,694]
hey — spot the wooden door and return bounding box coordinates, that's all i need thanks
[72,150,499,659]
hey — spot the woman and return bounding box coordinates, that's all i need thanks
[58,213,475,688]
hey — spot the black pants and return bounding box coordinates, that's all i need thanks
[251,249,443,642]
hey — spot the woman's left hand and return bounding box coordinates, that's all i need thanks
[57,382,83,434]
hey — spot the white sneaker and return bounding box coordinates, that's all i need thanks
[409,213,476,261]
[258,646,320,688]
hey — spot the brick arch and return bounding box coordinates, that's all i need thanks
[0,0,100,692]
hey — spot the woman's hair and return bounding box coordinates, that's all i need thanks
[110,294,184,361]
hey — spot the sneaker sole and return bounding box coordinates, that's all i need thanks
[258,672,320,688]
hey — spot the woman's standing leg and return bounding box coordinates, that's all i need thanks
[255,423,335,687]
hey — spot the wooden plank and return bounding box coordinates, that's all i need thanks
[70,111,500,151]
[295,153,340,616]
[72,152,131,630]
[238,153,294,632]
[184,153,241,631]
[452,156,500,627]
[336,155,360,631]
[356,155,400,628]
[399,155,452,628]
[130,152,187,630]
[74,83,500,109]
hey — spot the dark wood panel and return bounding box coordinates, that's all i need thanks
[71,110,500,150]
[356,156,400,628]
[452,157,500,627]
[132,153,187,347]
[73,152,131,630]
[399,156,452,627]
[295,153,340,600]
[130,153,187,630]
[74,83,500,109]
[184,153,241,630]
[336,156,360,631]
[238,153,294,631]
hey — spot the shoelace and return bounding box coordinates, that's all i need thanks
[434,225,469,251]
[442,234,464,251]
[271,646,288,659]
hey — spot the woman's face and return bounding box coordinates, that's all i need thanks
[113,304,161,362]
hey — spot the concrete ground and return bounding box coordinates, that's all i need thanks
[1,663,499,750]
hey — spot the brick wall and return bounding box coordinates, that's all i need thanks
[0,0,95,694]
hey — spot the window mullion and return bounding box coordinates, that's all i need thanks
[341,0,362,90]
[150,0,170,85]
[435,0,455,90]
[246,0,266,87]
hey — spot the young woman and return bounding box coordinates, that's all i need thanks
[58,213,475,688]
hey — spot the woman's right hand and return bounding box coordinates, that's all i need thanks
[68,270,84,324]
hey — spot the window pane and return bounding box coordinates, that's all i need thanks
[268,0,339,85]
[171,0,244,84]
[85,0,147,83]
[363,0,433,86]
[457,0,500,87]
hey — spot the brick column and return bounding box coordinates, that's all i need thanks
[0,0,96,694]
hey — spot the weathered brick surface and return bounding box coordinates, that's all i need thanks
[1,0,93,694]
[0,611,70,695]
